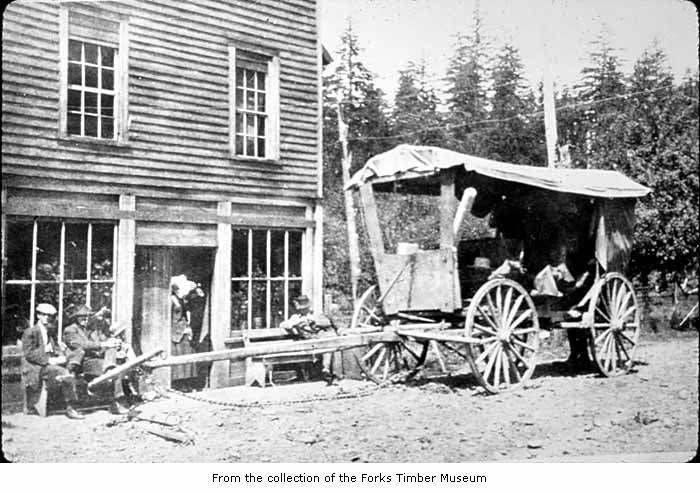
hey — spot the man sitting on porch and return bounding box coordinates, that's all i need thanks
[63,305,135,414]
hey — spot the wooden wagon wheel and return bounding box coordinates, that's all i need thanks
[351,285,428,384]
[465,278,540,393]
[586,272,640,377]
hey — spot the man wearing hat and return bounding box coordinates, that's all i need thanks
[280,295,338,384]
[63,305,132,414]
[21,303,83,419]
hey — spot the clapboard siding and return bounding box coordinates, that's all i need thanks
[2,0,321,203]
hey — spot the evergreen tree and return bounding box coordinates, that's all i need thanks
[444,2,489,154]
[483,44,541,165]
[392,59,444,146]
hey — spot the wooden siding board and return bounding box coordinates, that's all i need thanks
[2,0,320,201]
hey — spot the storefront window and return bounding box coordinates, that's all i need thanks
[230,228,303,331]
[2,219,117,346]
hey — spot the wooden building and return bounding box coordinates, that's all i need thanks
[1,0,328,399]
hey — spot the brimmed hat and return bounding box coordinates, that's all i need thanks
[293,295,311,310]
[72,305,93,318]
[36,303,57,316]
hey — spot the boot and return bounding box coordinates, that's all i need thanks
[66,405,85,420]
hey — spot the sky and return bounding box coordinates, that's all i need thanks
[319,0,699,99]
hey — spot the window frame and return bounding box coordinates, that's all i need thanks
[58,6,129,143]
[3,218,118,342]
[230,228,304,331]
[229,46,280,161]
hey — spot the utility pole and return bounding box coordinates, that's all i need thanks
[337,104,361,303]
[541,2,559,168]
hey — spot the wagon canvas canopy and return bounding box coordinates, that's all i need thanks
[348,144,651,273]
[347,144,651,198]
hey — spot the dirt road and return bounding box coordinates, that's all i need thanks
[2,333,697,462]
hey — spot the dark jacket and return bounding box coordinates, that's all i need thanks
[63,323,107,376]
[21,322,63,390]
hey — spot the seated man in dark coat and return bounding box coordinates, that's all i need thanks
[63,305,133,414]
[22,303,83,419]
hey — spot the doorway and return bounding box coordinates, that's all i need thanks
[133,246,214,390]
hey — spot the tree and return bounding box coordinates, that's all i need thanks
[483,44,542,165]
[444,3,489,154]
[391,59,445,146]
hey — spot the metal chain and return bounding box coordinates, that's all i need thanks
[151,379,397,409]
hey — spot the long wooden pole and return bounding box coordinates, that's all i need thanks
[338,104,361,303]
[87,348,164,390]
[145,332,399,368]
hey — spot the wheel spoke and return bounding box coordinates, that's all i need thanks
[477,305,500,332]
[502,346,511,388]
[502,287,514,326]
[504,341,530,369]
[504,294,525,329]
[471,336,498,345]
[473,322,498,336]
[370,347,386,375]
[615,332,631,362]
[475,341,499,366]
[493,345,503,388]
[482,344,500,382]
[505,345,522,382]
[511,327,537,336]
[619,304,636,322]
[362,343,384,362]
[511,337,535,353]
[609,330,618,370]
[495,286,503,323]
[509,308,533,331]
[382,351,390,380]
[595,306,611,323]
[618,291,633,317]
[594,328,611,346]
[617,330,636,347]
[486,293,499,325]
[401,342,423,362]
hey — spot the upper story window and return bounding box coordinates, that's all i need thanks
[67,40,116,139]
[229,47,280,160]
[60,7,128,142]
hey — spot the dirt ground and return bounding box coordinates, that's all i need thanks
[2,331,697,463]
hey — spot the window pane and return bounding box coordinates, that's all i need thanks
[236,68,244,87]
[270,231,285,277]
[257,71,266,90]
[246,90,255,111]
[35,283,59,314]
[36,222,61,281]
[270,281,285,328]
[3,285,31,346]
[101,94,113,117]
[102,68,114,90]
[68,89,81,112]
[246,114,255,136]
[85,92,98,115]
[288,281,302,311]
[231,229,249,278]
[101,46,114,67]
[246,137,255,157]
[67,113,82,135]
[235,113,243,134]
[68,40,81,61]
[91,282,114,318]
[64,223,88,281]
[102,117,114,139]
[257,139,265,158]
[251,230,267,278]
[245,70,255,87]
[85,65,98,88]
[84,43,98,64]
[235,134,244,155]
[85,115,98,137]
[257,116,266,137]
[257,92,266,113]
[68,62,82,85]
[236,88,243,109]
[5,221,33,280]
[230,281,249,331]
[288,231,302,277]
[251,281,266,328]
[63,282,87,322]
[91,224,114,279]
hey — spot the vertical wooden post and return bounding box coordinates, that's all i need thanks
[210,201,232,388]
[116,194,135,345]
[439,170,456,248]
[139,246,171,386]
[338,106,361,303]
[312,204,324,315]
